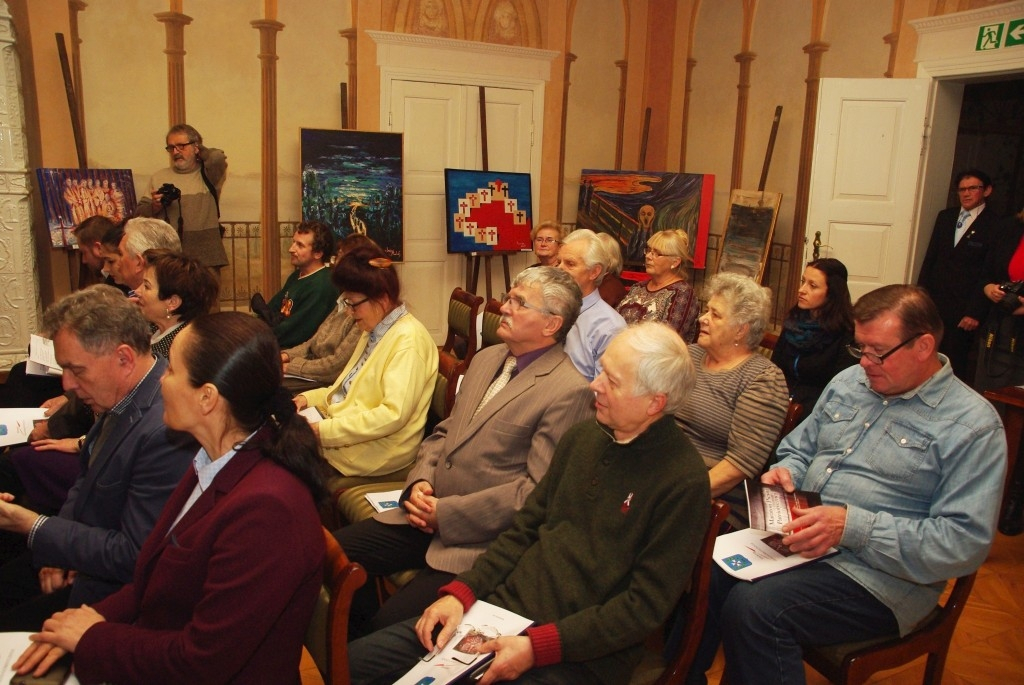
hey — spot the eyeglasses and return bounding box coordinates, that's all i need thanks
[500,293,552,315]
[846,333,923,365]
[341,296,369,310]
[164,142,195,152]
[957,185,985,193]
[644,247,674,258]
[534,237,559,245]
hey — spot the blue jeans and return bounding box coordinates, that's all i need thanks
[688,563,899,685]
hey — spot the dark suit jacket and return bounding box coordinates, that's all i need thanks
[377,343,595,574]
[30,357,195,607]
[75,433,325,685]
[918,204,1002,322]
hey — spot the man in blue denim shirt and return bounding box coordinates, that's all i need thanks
[688,284,1006,685]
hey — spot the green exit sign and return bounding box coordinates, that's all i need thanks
[977,19,1024,50]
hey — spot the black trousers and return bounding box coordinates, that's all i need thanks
[0,549,73,631]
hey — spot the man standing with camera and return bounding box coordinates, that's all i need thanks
[136,124,229,280]
[917,168,1002,382]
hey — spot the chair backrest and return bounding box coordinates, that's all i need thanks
[757,331,779,359]
[304,527,367,685]
[655,499,731,685]
[430,350,466,428]
[803,571,977,685]
[480,298,504,348]
[441,288,484,363]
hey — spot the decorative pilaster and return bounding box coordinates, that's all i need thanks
[155,10,192,126]
[252,18,284,298]
[678,57,696,169]
[340,28,357,129]
[555,52,575,221]
[731,50,756,192]
[0,1,38,371]
[883,0,906,78]
[614,59,627,170]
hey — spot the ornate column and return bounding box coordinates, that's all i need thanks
[155,9,192,126]
[731,50,756,192]
[614,59,627,170]
[0,1,38,371]
[339,28,357,129]
[786,0,831,305]
[252,18,284,297]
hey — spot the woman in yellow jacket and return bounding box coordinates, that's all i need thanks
[294,245,437,477]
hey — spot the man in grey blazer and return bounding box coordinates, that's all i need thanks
[0,285,195,630]
[337,267,595,636]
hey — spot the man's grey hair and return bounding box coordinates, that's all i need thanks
[562,228,615,285]
[618,322,695,415]
[704,272,772,350]
[122,217,181,258]
[167,123,203,145]
[594,232,624,277]
[512,266,582,343]
[42,284,152,356]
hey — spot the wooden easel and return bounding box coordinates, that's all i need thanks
[465,86,512,300]
[57,32,89,290]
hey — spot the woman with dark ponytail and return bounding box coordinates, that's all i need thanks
[14,313,328,684]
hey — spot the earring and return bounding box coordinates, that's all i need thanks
[165,307,171,319]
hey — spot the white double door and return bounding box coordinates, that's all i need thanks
[388,79,536,343]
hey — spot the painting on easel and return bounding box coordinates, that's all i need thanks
[444,169,533,254]
[36,168,136,248]
[576,170,715,269]
[715,189,783,282]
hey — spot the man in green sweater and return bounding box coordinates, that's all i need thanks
[256,221,338,348]
[348,321,712,685]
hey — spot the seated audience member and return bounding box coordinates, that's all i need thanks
[348,322,712,685]
[0,286,195,630]
[253,220,339,348]
[558,228,626,380]
[280,234,376,394]
[336,266,593,636]
[687,285,1006,685]
[595,231,628,308]
[771,258,857,410]
[72,215,117,287]
[13,313,327,684]
[616,228,700,342]
[675,273,788,528]
[294,246,437,478]
[137,248,219,359]
[529,220,564,267]
[110,217,182,297]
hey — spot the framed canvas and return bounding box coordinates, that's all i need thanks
[715,189,783,282]
[444,169,533,254]
[36,168,136,248]
[577,170,715,269]
[300,128,404,261]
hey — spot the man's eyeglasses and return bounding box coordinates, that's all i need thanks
[164,142,195,153]
[846,333,923,364]
[500,293,552,316]
[341,296,369,310]
[957,185,985,193]
[534,237,559,245]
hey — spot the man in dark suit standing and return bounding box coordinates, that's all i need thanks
[336,267,595,636]
[0,285,195,630]
[918,168,1001,380]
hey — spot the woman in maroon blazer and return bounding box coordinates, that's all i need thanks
[15,313,329,685]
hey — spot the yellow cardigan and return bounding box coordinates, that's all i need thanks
[300,313,438,476]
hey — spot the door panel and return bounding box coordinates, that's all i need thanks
[806,78,930,301]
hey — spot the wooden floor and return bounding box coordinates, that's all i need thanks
[301,530,1024,685]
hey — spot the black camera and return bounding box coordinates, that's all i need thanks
[158,183,181,206]
[998,281,1024,312]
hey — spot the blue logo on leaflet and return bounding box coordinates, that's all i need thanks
[723,554,752,570]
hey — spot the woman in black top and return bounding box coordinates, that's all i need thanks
[771,258,856,411]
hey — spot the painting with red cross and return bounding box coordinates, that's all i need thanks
[445,168,533,254]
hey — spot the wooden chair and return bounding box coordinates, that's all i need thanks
[304,527,367,685]
[653,499,731,685]
[802,572,977,685]
[480,298,504,348]
[440,288,484,363]
[429,350,466,428]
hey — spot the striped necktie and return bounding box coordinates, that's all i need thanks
[473,356,517,418]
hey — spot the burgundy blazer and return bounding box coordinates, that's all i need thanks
[74,433,325,685]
